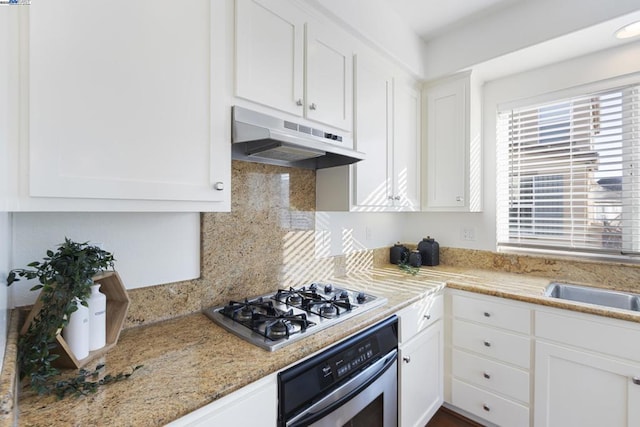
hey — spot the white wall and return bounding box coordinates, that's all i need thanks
[10,213,200,307]
[315,212,403,257]
[0,213,10,372]
[422,0,640,80]
[403,40,640,252]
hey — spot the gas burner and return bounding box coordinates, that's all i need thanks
[221,298,277,323]
[252,309,315,341]
[306,295,352,318]
[273,287,322,307]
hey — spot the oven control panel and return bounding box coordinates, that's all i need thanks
[321,338,380,385]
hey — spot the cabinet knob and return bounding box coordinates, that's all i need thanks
[483,340,492,347]
[213,182,224,191]
[394,195,401,200]
[309,103,317,110]
[483,372,491,379]
[424,314,431,320]
[483,311,491,318]
[456,196,463,202]
[483,404,491,412]
[403,356,411,363]
[632,377,640,385]
[296,99,303,106]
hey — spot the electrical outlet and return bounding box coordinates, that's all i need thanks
[462,227,476,241]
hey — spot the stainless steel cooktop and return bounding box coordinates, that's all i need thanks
[203,282,387,351]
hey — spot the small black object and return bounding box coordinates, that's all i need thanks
[417,236,440,266]
[390,242,410,264]
[408,250,422,267]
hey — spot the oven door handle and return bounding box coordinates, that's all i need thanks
[287,349,398,427]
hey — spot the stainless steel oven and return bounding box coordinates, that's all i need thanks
[278,316,398,427]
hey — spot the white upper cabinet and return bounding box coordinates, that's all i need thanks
[234,0,353,131]
[305,23,353,131]
[9,0,231,211]
[422,71,482,212]
[352,54,393,208]
[316,51,420,212]
[393,79,421,209]
[235,0,305,116]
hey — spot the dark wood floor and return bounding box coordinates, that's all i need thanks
[426,406,485,427]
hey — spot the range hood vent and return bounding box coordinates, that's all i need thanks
[232,106,365,169]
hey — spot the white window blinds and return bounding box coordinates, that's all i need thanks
[497,84,640,257]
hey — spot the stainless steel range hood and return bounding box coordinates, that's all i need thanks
[232,106,365,169]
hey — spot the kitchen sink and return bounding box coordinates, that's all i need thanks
[544,282,640,312]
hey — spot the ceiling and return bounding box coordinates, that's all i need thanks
[381,0,524,41]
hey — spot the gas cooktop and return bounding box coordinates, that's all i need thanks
[203,283,387,351]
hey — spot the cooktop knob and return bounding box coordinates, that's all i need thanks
[324,284,334,294]
[357,292,366,303]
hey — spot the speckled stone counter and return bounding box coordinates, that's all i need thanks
[8,263,640,426]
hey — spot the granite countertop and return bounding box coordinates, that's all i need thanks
[6,264,640,426]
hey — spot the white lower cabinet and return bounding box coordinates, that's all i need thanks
[398,293,444,427]
[449,291,532,426]
[166,374,277,426]
[534,309,640,427]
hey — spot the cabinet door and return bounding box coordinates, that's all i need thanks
[305,23,353,131]
[167,374,277,426]
[535,341,640,427]
[352,54,392,208]
[423,76,467,209]
[399,320,444,427]
[28,0,225,204]
[393,81,421,210]
[235,0,305,116]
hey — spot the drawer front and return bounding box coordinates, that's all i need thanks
[398,293,443,343]
[453,319,531,368]
[452,349,530,403]
[536,310,640,363]
[452,293,531,334]
[452,379,530,427]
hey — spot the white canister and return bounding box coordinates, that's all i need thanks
[88,283,107,351]
[63,298,90,360]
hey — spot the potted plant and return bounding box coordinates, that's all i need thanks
[7,238,139,397]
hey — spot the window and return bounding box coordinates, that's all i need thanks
[497,83,640,257]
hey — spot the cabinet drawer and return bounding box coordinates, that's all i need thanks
[453,319,530,368]
[452,349,530,404]
[452,293,531,334]
[536,310,640,363]
[398,293,443,343]
[452,379,529,427]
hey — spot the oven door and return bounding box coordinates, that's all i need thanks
[287,349,397,427]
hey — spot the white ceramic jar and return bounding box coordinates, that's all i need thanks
[88,283,107,350]
[63,298,90,360]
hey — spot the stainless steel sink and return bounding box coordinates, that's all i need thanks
[544,282,640,312]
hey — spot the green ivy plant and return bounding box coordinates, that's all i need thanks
[7,238,141,398]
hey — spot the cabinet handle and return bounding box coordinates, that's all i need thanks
[213,182,224,191]
[403,356,411,363]
[632,377,640,385]
[483,372,491,379]
[483,340,492,347]
[482,404,490,412]
[309,103,317,110]
[483,311,491,317]
[456,196,463,202]
[424,314,431,320]
[296,99,303,106]
[394,195,401,200]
